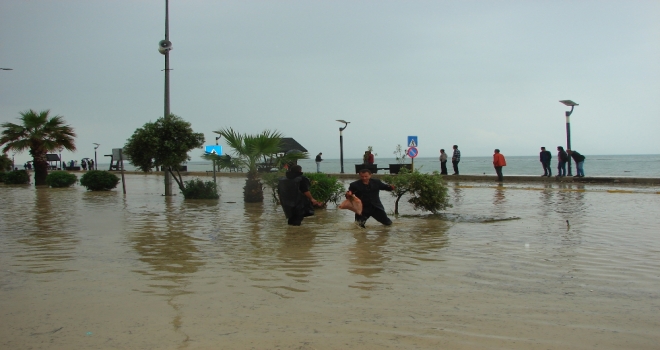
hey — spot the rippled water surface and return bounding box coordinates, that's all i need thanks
[1,174,659,349]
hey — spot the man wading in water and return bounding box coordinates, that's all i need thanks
[346,169,395,228]
[277,165,322,226]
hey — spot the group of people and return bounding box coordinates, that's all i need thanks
[61,159,95,170]
[485,146,586,182]
[540,146,586,178]
[438,145,461,175]
[277,165,394,228]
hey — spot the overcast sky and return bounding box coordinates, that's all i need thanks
[2,0,659,164]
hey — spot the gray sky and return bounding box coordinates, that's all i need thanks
[2,0,659,165]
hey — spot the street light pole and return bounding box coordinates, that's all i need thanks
[336,120,350,173]
[12,153,15,170]
[93,143,100,170]
[159,0,174,196]
[213,136,221,184]
[560,100,578,176]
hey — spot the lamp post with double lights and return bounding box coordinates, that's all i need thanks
[336,120,350,173]
[93,143,100,170]
[559,100,578,176]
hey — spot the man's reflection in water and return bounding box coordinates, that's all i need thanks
[539,183,555,218]
[452,183,464,206]
[348,231,390,288]
[17,189,80,274]
[277,227,319,284]
[492,184,507,216]
[130,197,205,331]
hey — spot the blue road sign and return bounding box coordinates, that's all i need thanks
[407,147,419,158]
[407,136,418,148]
[205,145,223,155]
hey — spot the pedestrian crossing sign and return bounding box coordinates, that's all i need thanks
[407,136,418,148]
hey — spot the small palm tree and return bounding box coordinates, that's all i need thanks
[1,109,76,186]
[213,128,306,202]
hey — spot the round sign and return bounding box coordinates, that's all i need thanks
[407,147,419,158]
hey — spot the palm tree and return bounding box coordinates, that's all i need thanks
[213,128,307,202]
[1,109,76,186]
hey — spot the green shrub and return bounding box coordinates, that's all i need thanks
[305,173,345,205]
[0,172,6,183]
[80,170,120,191]
[45,171,78,188]
[181,178,219,199]
[3,170,30,184]
[382,168,452,215]
[261,169,286,203]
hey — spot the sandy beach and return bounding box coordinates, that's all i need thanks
[1,173,659,349]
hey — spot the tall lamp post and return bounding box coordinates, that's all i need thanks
[336,120,350,173]
[559,100,578,176]
[159,0,174,195]
[93,143,100,170]
[11,152,16,170]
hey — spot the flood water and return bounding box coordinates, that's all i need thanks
[1,174,659,349]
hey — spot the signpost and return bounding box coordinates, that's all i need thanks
[205,145,223,184]
[407,136,418,170]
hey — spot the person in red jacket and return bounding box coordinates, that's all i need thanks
[493,149,506,182]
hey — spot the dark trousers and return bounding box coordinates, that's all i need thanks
[452,160,459,175]
[542,162,552,176]
[494,166,503,182]
[355,207,392,227]
[440,161,448,175]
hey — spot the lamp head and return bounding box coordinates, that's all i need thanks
[93,143,100,149]
[559,100,579,107]
[336,119,350,124]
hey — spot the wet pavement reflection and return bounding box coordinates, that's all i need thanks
[1,175,659,349]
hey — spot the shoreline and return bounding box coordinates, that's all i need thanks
[97,170,660,186]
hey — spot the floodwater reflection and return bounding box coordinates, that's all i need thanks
[16,188,80,274]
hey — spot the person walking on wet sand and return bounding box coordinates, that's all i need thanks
[439,149,448,175]
[493,149,506,182]
[277,165,322,226]
[347,169,395,228]
[451,145,461,175]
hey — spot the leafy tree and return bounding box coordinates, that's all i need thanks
[124,114,205,194]
[0,153,12,171]
[382,168,452,215]
[212,128,307,202]
[1,109,76,186]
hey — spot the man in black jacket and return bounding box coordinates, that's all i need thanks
[540,147,552,177]
[278,165,321,226]
[346,169,395,228]
[567,150,586,177]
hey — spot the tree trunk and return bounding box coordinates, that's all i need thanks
[32,152,48,186]
[244,171,263,202]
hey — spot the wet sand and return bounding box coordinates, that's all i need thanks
[1,174,659,349]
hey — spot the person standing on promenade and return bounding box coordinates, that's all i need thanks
[277,165,322,226]
[556,146,569,177]
[451,145,461,175]
[315,152,323,173]
[567,149,586,177]
[540,147,552,177]
[439,149,448,175]
[367,151,375,164]
[346,169,395,228]
[493,149,506,182]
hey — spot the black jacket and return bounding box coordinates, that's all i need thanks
[348,178,393,211]
[558,150,569,162]
[570,151,585,163]
[540,150,552,162]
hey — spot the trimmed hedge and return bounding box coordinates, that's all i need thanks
[80,170,120,191]
[3,170,30,184]
[45,171,78,188]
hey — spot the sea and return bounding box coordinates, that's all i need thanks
[108,154,660,177]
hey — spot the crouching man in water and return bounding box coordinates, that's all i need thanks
[346,169,395,228]
[278,165,322,226]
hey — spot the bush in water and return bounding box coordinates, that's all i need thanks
[3,170,30,185]
[181,178,219,199]
[45,171,77,188]
[80,170,120,191]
